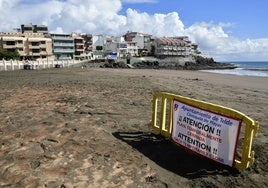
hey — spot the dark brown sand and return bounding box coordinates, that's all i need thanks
[0,68,267,187]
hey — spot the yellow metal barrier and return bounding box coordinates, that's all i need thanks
[151,92,259,170]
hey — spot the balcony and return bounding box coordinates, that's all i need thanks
[54,49,74,53]
[52,36,73,41]
[39,44,47,48]
[75,44,84,48]
[29,45,41,49]
[85,47,92,51]
[3,44,16,49]
[53,43,74,47]
[39,51,49,55]
[16,43,24,48]
[75,48,84,52]
[75,51,84,56]
[32,52,41,56]
[85,42,93,45]
[74,40,83,45]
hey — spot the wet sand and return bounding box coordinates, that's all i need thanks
[0,68,267,187]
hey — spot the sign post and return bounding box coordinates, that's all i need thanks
[171,100,242,167]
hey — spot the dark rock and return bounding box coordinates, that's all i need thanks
[30,160,40,169]
[131,55,236,70]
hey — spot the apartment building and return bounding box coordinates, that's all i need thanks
[0,33,25,57]
[124,31,153,55]
[92,35,105,59]
[154,36,198,58]
[126,41,138,57]
[71,33,85,59]
[21,24,48,34]
[27,34,53,60]
[74,36,84,59]
[50,33,74,60]
[0,32,53,60]
[82,34,93,59]
[104,36,138,58]
[72,33,94,60]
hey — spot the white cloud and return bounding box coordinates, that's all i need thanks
[124,9,184,36]
[0,0,267,61]
[185,22,268,61]
[49,0,128,36]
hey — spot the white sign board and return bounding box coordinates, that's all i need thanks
[172,100,242,167]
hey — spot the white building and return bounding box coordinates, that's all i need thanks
[126,41,138,57]
[92,35,105,59]
[104,37,138,58]
[124,31,153,56]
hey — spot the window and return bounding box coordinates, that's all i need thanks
[6,41,15,45]
[32,49,40,53]
[31,42,39,46]
[96,46,103,50]
[119,43,127,48]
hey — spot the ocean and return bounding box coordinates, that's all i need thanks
[201,61,268,77]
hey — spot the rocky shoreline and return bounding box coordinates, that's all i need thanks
[100,55,237,70]
[132,55,236,70]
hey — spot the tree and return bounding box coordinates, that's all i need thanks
[0,49,20,60]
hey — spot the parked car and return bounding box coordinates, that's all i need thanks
[23,63,33,70]
[55,64,62,68]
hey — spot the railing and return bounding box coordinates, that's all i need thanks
[52,36,74,40]
[0,59,82,71]
[152,92,259,170]
[54,49,75,53]
[53,43,74,47]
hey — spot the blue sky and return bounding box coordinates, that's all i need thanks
[0,0,268,61]
[122,0,267,39]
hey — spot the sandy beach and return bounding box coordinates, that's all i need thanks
[0,67,267,187]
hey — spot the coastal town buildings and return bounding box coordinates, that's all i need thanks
[0,24,201,61]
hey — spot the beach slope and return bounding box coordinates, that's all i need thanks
[0,68,267,187]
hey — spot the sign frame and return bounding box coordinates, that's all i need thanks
[151,92,259,170]
[171,99,242,167]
